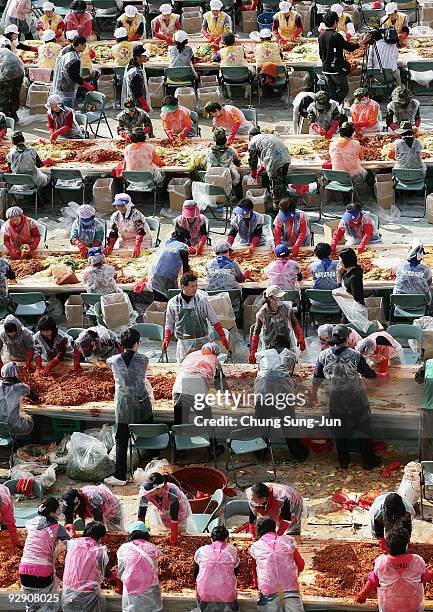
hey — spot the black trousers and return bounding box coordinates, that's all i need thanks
[323,72,349,104]
[114,417,153,481]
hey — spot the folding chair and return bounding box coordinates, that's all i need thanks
[4,479,43,527]
[322,169,358,204]
[226,426,276,487]
[286,171,321,221]
[4,174,39,217]
[82,91,113,138]
[304,289,341,334]
[170,424,214,467]
[91,0,118,36]
[392,168,427,218]
[390,294,428,323]
[131,322,165,362]
[4,116,15,135]
[35,220,48,249]
[124,171,157,216]
[164,67,196,95]
[145,216,161,246]
[51,169,85,213]
[220,67,254,106]
[187,489,224,532]
[407,61,433,101]
[10,292,46,325]
[224,498,250,526]
[241,107,258,127]
[420,461,433,519]
[387,323,424,364]
[0,423,14,470]
[128,423,170,474]
[75,112,88,138]
[66,327,85,340]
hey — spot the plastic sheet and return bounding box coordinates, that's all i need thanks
[192,181,228,210]
[412,316,433,352]
[66,432,115,482]
[298,336,321,364]
[11,463,56,490]
[332,287,371,333]
[82,424,115,452]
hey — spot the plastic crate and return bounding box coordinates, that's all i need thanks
[51,418,82,443]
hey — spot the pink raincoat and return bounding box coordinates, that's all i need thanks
[249,532,300,596]
[81,485,124,532]
[194,540,239,602]
[0,483,15,530]
[175,214,207,246]
[62,537,108,591]
[19,521,60,577]
[373,553,426,612]
[246,483,304,534]
[264,259,300,291]
[117,539,160,594]
[138,482,191,530]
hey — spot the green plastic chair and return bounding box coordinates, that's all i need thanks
[10,292,46,323]
[392,168,426,218]
[91,0,118,36]
[322,169,357,204]
[51,169,85,212]
[4,116,15,134]
[304,289,340,334]
[187,489,224,533]
[220,67,253,106]
[390,294,428,323]
[345,321,378,339]
[145,216,161,247]
[164,67,196,94]
[4,479,43,527]
[75,112,88,137]
[190,110,201,137]
[82,91,113,138]
[407,61,433,98]
[170,424,213,467]
[80,293,102,307]
[124,171,157,217]
[0,423,14,469]
[129,423,170,474]
[4,173,39,217]
[66,327,85,340]
[131,322,164,362]
[286,171,321,221]
[241,107,258,127]
[226,426,276,487]
[388,323,424,364]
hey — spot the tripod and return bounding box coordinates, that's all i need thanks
[359,33,395,100]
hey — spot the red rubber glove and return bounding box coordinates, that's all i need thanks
[25,351,34,370]
[133,234,143,258]
[389,123,398,131]
[382,460,402,478]
[65,523,76,537]
[226,235,235,246]
[0,128,6,139]
[188,245,197,255]
[358,243,366,254]
[170,520,179,544]
[399,32,409,41]
[249,332,259,364]
[30,46,39,53]
[51,126,69,143]
[162,329,172,352]
[250,168,258,179]
[119,130,131,142]
[116,577,123,595]
[166,130,175,142]
[256,165,265,176]
[138,96,150,112]
[71,238,88,258]
[196,234,206,255]
[325,119,339,139]
[42,158,54,167]
[0,359,3,370]
[292,245,299,257]
[345,32,352,40]
[415,119,421,128]
[73,347,83,374]
[8,248,19,259]
[248,522,256,538]
[294,323,305,352]
[42,356,60,376]
[214,322,230,351]
[251,559,258,589]
[244,270,252,279]
[277,519,289,535]
[179,128,188,140]
[35,356,43,371]
[103,236,116,256]
[311,122,324,136]
[82,81,95,91]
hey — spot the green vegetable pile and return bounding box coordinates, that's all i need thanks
[42,255,85,271]
[194,43,212,59]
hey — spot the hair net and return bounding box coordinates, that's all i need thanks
[5,206,23,219]
[78,204,96,219]
[317,324,334,341]
[355,337,376,356]
[1,362,19,378]
[202,342,221,356]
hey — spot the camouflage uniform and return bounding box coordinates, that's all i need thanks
[0,76,23,119]
[248,133,291,209]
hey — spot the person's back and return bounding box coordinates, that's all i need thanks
[168,44,194,68]
[124,141,155,171]
[249,133,291,175]
[107,351,148,396]
[310,259,338,290]
[219,44,247,66]
[265,258,300,290]
[195,539,239,602]
[394,260,432,303]
[38,41,62,70]
[329,137,362,176]
[255,40,282,67]
[0,379,32,435]
[112,40,133,66]
[367,39,398,71]
[62,535,107,592]
[206,256,240,290]
[152,239,187,281]
[117,537,159,594]
[394,137,425,171]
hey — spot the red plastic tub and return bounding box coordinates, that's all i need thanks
[172,465,235,512]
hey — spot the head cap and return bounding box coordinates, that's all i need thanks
[265,285,285,299]
[6,206,23,219]
[78,204,95,219]
[385,2,397,13]
[160,3,172,14]
[174,29,188,43]
[1,362,18,378]
[315,90,329,110]
[259,28,272,38]
[330,3,343,16]
[279,1,291,12]
[331,324,350,344]
[42,29,56,42]
[275,244,290,257]
[42,1,54,10]
[392,85,410,104]
[210,0,223,9]
[4,24,19,34]
[125,4,138,16]
[202,342,221,355]
[182,200,199,218]
[66,29,78,41]
[214,240,232,254]
[133,44,148,57]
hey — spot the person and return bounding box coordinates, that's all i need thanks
[207,127,241,187]
[2,206,41,259]
[63,486,124,535]
[152,4,181,43]
[0,41,24,121]
[0,362,34,436]
[0,256,14,312]
[63,29,97,83]
[227,199,269,252]
[137,472,192,543]
[393,239,432,306]
[309,242,339,291]
[122,44,150,112]
[331,203,381,253]
[329,122,367,185]
[112,26,134,66]
[319,3,355,39]
[338,247,365,308]
[213,31,248,67]
[248,126,291,208]
[386,86,421,131]
[116,4,144,41]
[161,95,196,141]
[249,516,305,611]
[105,328,153,487]
[172,342,225,426]
[105,192,152,256]
[206,241,250,290]
[169,30,197,79]
[311,324,381,469]
[273,198,311,254]
[174,200,208,256]
[0,483,20,547]
[34,315,73,375]
[194,525,239,612]
[82,248,120,295]
[307,90,341,138]
[61,521,110,612]
[318,323,361,350]
[205,102,252,143]
[117,521,163,611]
[51,34,94,108]
[37,29,62,71]
[356,527,433,609]
[292,91,315,135]
[3,23,38,53]
[350,87,381,134]
[254,28,284,70]
[65,0,93,38]
[73,326,120,373]
[19,497,70,608]
[388,121,426,176]
[0,112,8,141]
[265,244,301,291]
[356,331,403,377]
[163,271,231,361]
[246,482,304,537]
[69,203,104,257]
[46,93,84,141]
[35,1,64,39]
[366,28,400,86]
[250,284,305,363]
[6,131,49,192]
[0,0,33,41]
[382,1,409,40]
[0,314,34,368]
[202,0,232,49]
[368,492,414,549]
[272,0,302,47]
[149,228,190,300]
[123,126,164,185]
[319,10,361,104]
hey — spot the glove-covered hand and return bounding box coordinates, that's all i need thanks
[188,246,197,255]
[42,158,54,167]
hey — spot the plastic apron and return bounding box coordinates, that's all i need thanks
[375,554,425,612]
[196,541,238,603]
[120,543,163,612]
[139,482,192,532]
[115,211,151,250]
[250,534,300,596]
[82,484,125,532]
[174,297,210,362]
[0,381,33,436]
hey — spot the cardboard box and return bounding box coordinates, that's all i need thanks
[375,173,394,210]
[427,194,433,224]
[182,13,202,33]
[241,10,257,34]
[197,86,222,117]
[183,5,202,13]
[168,177,192,212]
[175,86,196,111]
[323,219,340,245]
[245,187,268,213]
[289,71,310,98]
[200,75,219,87]
[145,301,167,326]
[147,76,165,108]
[26,82,50,107]
[93,177,116,212]
[421,6,433,21]
[242,174,262,197]
[29,105,47,116]
[101,293,130,330]
[242,294,262,334]
[205,167,232,195]
[65,295,84,327]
